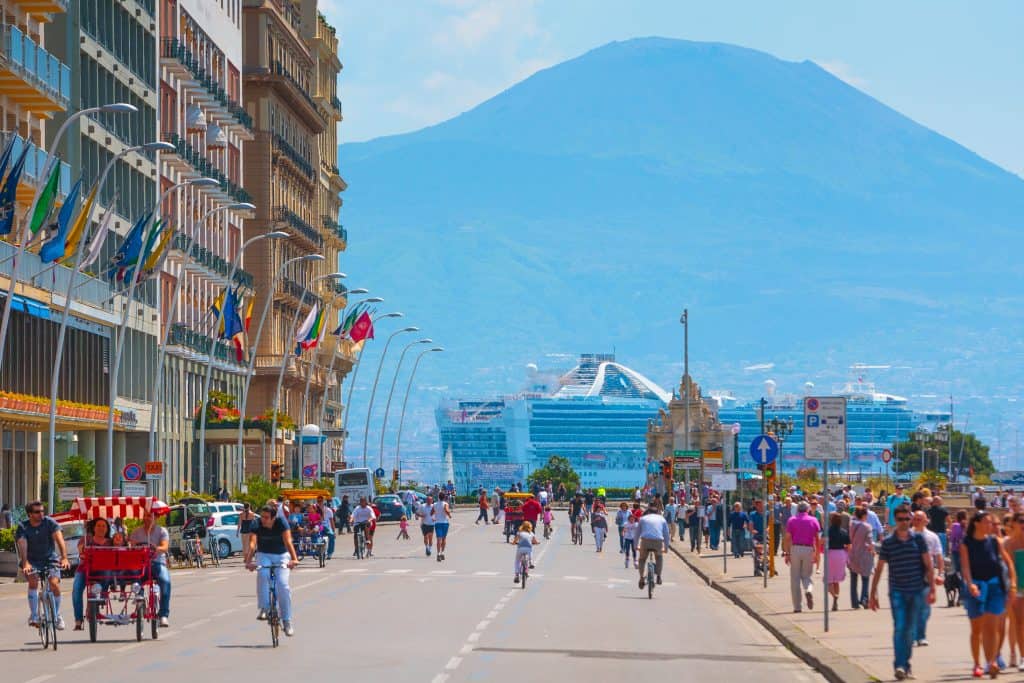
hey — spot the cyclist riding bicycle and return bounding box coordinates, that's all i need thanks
[513,521,539,584]
[568,494,588,527]
[634,502,671,590]
[245,505,298,636]
[15,501,69,629]
[350,497,377,558]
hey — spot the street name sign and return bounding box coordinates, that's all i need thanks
[711,473,737,491]
[749,434,779,465]
[804,396,847,461]
[122,482,147,496]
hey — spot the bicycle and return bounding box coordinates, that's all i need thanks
[646,555,657,599]
[27,563,60,650]
[354,525,367,560]
[571,516,584,545]
[258,564,282,648]
[543,521,551,539]
[518,552,530,590]
[206,534,221,567]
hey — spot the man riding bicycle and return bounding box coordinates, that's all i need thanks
[350,496,377,558]
[15,501,69,629]
[634,502,671,590]
[569,493,588,527]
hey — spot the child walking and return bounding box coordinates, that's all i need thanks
[542,506,554,538]
[397,515,410,540]
[623,511,639,568]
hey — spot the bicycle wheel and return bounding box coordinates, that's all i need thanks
[268,600,279,648]
[520,562,527,590]
[135,603,144,642]
[318,544,326,568]
[46,591,58,650]
[648,564,655,599]
[87,602,98,643]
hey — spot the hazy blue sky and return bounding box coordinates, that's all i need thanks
[322,0,1023,174]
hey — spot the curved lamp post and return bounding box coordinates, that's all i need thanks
[195,229,289,492]
[316,293,378,431]
[0,103,138,372]
[394,347,444,483]
[361,325,419,467]
[44,139,174,511]
[236,253,325,482]
[377,338,432,470]
[147,201,256,489]
[105,176,220,494]
[341,311,402,443]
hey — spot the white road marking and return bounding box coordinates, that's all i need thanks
[431,570,456,575]
[564,575,587,581]
[65,656,104,670]
[466,632,481,642]
[183,618,211,630]
[239,601,254,608]
[476,620,490,631]
[386,569,411,574]
[445,657,462,670]
[487,610,499,619]
[210,576,231,583]
[212,608,237,617]
[474,571,499,576]
[492,603,505,611]
[24,675,55,683]
[161,629,180,639]
[608,578,629,583]
[430,675,449,683]
[342,568,367,573]
[113,643,144,653]
[294,576,331,592]
[174,571,195,577]
[460,644,473,654]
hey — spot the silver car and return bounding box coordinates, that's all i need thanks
[207,510,244,558]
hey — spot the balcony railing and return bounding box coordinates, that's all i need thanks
[161,39,253,130]
[273,206,323,249]
[322,216,347,244]
[169,322,244,366]
[0,133,71,197]
[281,277,323,309]
[331,95,342,116]
[165,133,253,204]
[171,231,254,290]
[271,60,319,116]
[272,134,314,179]
[0,25,71,110]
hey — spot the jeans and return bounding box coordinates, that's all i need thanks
[595,526,606,551]
[623,538,636,563]
[789,545,815,610]
[936,532,947,557]
[617,525,625,552]
[256,551,293,623]
[772,522,782,556]
[689,522,702,552]
[677,519,686,542]
[850,571,870,607]
[709,520,721,549]
[72,572,86,622]
[731,529,745,558]
[914,586,932,641]
[890,589,925,672]
[476,508,489,523]
[152,561,171,618]
[325,529,336,558]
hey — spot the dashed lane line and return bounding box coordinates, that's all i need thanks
[183,618,211,630]
[65,656,104,670]
[23,675,55,683]
[113,642,144,653]
[445,657,462,671]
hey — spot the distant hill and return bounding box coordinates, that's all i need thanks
[339,37,1024,473]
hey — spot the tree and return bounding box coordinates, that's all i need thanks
[42,455,98,511]
[527,455,580,492]
[893,427,994,479]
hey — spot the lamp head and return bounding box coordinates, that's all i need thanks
[228,202,256,211]
[190,177,220,188]
[380,312,403,320]
[265,231,289,239]
[429,347,444,353]
[416,338,433,344]
[346,288,369,295]
[324,271,346,280]
[142,141,175,153]
[363,296,384,303]
[401,326,419,333]
[100,103,138,114]
[299,254,325,263]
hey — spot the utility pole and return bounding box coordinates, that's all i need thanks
[682,310,694,491]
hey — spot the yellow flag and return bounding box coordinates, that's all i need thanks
[142,226,173,272]
[60,183,98,264]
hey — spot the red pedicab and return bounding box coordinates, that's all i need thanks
[66,496,170,643]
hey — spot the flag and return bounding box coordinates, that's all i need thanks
[122,217,162,283]
[332,304,362,337]
[59,182,98,265]
[220,288,245,362]
[209,287,225,319]
[244,296,254,333]
[79,196,118,270]
[27,161,61,237]
[348,310,374,344]
[0,144,30,236]
[0,135,16,186]
[294,303,321,355]
[107,210,151,281]
[38,176,82,263]
[139,223,173,277]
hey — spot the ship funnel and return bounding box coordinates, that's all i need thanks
[764,379,777,397]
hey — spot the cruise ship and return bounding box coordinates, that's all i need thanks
[436,354,668,491]
[714,375,951,472]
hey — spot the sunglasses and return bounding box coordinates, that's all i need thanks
[895,517,911,522]
[28,509,43,514]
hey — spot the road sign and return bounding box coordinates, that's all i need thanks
[711,473,737,491]
[58,486,83,501]
[881,449,893,464]
[672,450,701,471]
[749,435,779,465]
[374,467,386,479]
[301,463,318,479]
[703,450,724,473]
[804,396,847,461]
[145,461,163,480]
[122,463,143,482]
[122,482,147,496]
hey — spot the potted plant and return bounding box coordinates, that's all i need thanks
[0,528,18,577]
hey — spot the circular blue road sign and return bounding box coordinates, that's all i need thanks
[122,463,143,482]
[374,467,386,479]
[749,434,779,465]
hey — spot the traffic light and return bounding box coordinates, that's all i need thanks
[270,462,282,484]
[764,463,776,481]
[660,459,672,480]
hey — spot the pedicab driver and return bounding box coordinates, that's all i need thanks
[16,500,69,629]
[129,510,171,627]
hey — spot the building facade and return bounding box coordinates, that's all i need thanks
[240,0,349,480]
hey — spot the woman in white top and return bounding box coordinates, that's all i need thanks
[513,521,539,583]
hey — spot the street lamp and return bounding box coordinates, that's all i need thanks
[236,253,325,482]
[148,201,257,480]
[395,347,444,483]
[268,272,346,469]
[362,325,419,466]
[44,139,173,511]
[105,176,221,494]
[316,293,379,433]
[342,312,402,439]
[196,229,289,492]
[0,103,138,371]
[377,338,432,471]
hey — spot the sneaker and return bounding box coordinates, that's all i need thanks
[73,621,83,631]
[806,592,814,610]
[895,667,907,680]
[159,617,169,628]
[972,666,984,678]
[917,639,929,647]
[529,563,535,569]
[426,547,431,556]
[634,560,638,568]
[283,621,294,637]
[55,616,66,631]
[437,554,442,562]
[27,617,38,628]
[997,656,1007,670]
[514,575,520,584]
[257,609,267,621]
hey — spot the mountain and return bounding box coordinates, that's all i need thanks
[338,37,1024,475]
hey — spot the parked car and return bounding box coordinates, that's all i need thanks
[208,502,244,515]
[372,494,406,521]
[208,510,243,558]
[60,521,85,576]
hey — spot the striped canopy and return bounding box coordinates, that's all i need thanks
[66,496,171,521]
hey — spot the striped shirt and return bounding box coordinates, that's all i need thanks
[879,532,928,593]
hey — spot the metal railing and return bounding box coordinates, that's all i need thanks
[322,216,347,244]
[168,322,244,367]
[0,25,71,109]
[0,132,72,197]
[270,60,319,116]
[272,134,314,179]
[273,206,323,248]
[161,39,253,130]
[280,277,323,309]
[165,133,252,205]
[170,232,254,290]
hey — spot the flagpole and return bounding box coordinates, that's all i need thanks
[195,230,287,493]
[361,325,419,467]
[377,338,432,473]
[394,347,444,485]
[235,253,324,482]
[268,272,344,477]
[105,177,220,494]
[315,294,378,438]
[44,140,171,511]
[0,104,136,375]
[341,311,403,445]
[147,202,254,492]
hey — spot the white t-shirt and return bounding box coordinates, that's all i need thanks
[418,502,435,525]
[351,505,376,525]
[432,500,450,524]
[516,531,535,550]
[920,528,943,560]
[539,490,549,505]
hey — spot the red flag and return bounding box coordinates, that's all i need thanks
[348,311,374,343]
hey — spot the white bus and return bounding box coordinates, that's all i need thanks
[334,468,375,505]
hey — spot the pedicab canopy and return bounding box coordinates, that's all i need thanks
[53,496,171,522]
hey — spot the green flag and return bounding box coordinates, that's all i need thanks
[28,161,61,236]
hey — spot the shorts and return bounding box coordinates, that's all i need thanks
[434,522,450,539]
[421,524,434,536]
[964,577,1007,619]
[28,561,60,580]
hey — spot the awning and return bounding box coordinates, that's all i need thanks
[8,295,50,320]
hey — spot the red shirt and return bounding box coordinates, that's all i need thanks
[522,498,543,523]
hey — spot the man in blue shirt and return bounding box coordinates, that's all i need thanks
[748,499,766,577]
[727,502,749,559]
[887,485,910,528]
[15,501,69,629]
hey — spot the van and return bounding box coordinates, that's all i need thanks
[164,499,211,558]
[334,468,375,507]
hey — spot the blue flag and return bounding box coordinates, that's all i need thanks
[222,287,245,340]
[0,143,30,236]
[39,176,82,264]
[0,135,16,186]
[107,210,151,281]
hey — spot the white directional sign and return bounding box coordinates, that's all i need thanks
[803,396,847,461]
[711,473,737,492]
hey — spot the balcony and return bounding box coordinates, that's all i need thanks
[161,39,253,131]
[271,134,314,180]
[280,277,323,309]
[18,0,69,19]
[0,25,70,112]
[168,322,245,368]
[322,216,347,246]
[273,206,323,249]
[0,133,72,202]
[170,231,254,290]
[164,133,253,205]
[245,60,324,132]
[331,95,343,118]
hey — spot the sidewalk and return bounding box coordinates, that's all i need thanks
[672,536,985,682]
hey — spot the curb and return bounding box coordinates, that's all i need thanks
[671,545,879,683]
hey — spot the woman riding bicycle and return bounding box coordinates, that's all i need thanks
[245,505,298,637]
[513,521,539,584]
